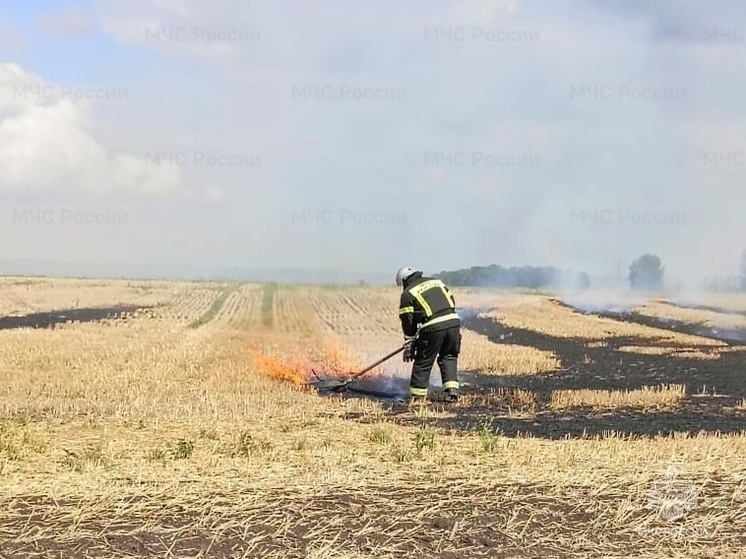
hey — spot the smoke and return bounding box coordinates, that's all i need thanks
[347,373,411,400]
[551,291,648,315]
[2,1,745,285]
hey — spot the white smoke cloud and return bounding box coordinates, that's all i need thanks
[1,0,745,281]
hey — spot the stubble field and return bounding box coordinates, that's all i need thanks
[0,277,745,558]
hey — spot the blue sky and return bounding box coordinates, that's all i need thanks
[2,1,123,81]
[0,0,744,285]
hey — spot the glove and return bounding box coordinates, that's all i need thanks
[403,336,416,362]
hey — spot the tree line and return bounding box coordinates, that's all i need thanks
[434,264,590,290]
[433,251,746,292]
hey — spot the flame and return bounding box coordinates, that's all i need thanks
[320,340,364,373]
[249,350,313,386]
[248,339,396,388]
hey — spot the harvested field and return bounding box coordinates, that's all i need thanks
[0,277,745,558]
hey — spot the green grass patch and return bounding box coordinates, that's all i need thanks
[261,283,277,327]
[189,283,241,328]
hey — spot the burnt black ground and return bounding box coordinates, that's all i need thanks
[552,298,746,345]
[335,303,746,439]
[0,305,153,331]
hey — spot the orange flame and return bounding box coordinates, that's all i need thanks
[320,340,364,373]
[249,350,313,386]
[249,341,398,386]
[248,340,378,387]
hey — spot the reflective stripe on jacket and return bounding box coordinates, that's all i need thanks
[399,273,460,337]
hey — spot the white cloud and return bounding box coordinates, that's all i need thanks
[0,63,181,195]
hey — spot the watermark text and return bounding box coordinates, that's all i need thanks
[702,151,744,167]
[12,84,128,103]
[703,27,744,42]
[11,209,128,226]
[571,209,687,226]
[145,151,261,167]
[145,26,261,43]
[424,151,540,167]
[291,84,408,101]
[424,26,540,43]
[291,209,407,226]
[570,84,686,101]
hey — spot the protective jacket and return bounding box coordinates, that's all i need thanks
[399,272,461,337]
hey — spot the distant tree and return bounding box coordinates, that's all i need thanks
[434,264,590,290]
[740,250,746,291]
[628,254,664,291]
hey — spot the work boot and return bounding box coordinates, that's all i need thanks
[444,388,459,403]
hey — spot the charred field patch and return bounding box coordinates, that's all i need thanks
[0,305,154,330]
[347,304,746,440]
[552,298,746,345]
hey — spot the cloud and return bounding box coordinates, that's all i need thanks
[0,63,181,195]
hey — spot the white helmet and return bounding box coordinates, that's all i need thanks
[395,266,417,287]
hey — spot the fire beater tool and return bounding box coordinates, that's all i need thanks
[307,342,410,393]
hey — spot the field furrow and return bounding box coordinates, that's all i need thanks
[215,288,241,324]
[242,285,264,327]
[210,284,261,327]
[157,288,217,324]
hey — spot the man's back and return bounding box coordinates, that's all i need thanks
[399,273,460,335]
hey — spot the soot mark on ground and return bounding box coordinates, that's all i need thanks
[340,305,746,439]
[0,305,152,331]
[553,298,746,345]
[462,312,746,400]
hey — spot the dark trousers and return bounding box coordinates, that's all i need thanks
[409,325,461,396]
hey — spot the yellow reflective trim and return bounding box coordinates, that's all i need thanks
[444,286,456,308]
[443,381,459,390]
[410,387,428,396]
[399,306,414,315]
[409,279,441,297]
[415,295,432,316]
[407,279,441,317]
[420,312,461,329]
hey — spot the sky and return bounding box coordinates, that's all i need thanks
[0,0,744,285]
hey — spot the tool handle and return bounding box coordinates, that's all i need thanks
[348,344,407,380]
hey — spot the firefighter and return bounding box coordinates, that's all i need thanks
[395,266,461,403]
